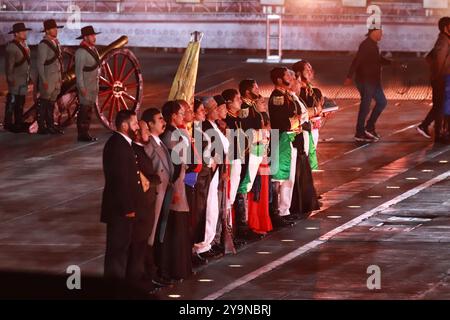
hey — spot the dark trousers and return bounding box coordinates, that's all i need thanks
[4,93,25,130]
[355,82,388,135]
[77,104,94,138]
[104,217,146,285]
[37,98,56,130]
[144,245,156,280]
[422,79,446,140]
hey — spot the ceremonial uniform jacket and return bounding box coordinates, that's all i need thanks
[75,43,100,105]
[5,40,31,95]
[37,37,63,101]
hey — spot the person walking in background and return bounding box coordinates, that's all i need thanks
[417,16,450,143]
[345,26,391,142]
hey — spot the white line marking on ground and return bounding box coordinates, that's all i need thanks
[203,170,450,300]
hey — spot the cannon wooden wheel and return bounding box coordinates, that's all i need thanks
[95,48,143,130]
[54,47,79,127]
[23,47,78,128]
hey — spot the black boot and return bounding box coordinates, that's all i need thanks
[13,95,25,132]
[234,194,264,241]
[37,98,49,134]
[77,104,97,142]
[3,93,14,131]
[45,100,63,134]
[234,193,249,238]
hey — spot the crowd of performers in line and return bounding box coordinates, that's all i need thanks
[101,64,329,292]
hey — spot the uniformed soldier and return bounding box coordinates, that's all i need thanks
[268,67,301,228]
[75,25,101,142]
[37,19,64,134]
[3,23,32,132]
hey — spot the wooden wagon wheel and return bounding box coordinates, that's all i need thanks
[54,47,79,127]
[95,48,143,131]
[23,47,78,128]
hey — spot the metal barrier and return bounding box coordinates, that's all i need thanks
[0,0,446,16]
[0,0,263,13]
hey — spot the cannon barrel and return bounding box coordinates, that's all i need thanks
[61,35,129,92]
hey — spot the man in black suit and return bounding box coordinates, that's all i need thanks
[101,109,146,288]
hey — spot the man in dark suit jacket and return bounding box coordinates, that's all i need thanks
[101,109,146,287]
[131,120,162,290]
[417,17,450,142]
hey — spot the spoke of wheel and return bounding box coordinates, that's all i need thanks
[101,93,114,113]
[118,55,127,81]
[108,97,116,123]
[114,54,118,79]
[99,76,112,87]
[66,95,77,117]
[119,96,128,110]
[122,91,136,103]
[99,89,113,97]
[105,63,114,82]
[121,65,136,84]
[123,82,138,90]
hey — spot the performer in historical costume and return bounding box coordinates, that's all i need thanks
[193,97,227,259]
[4,23,32,133]
[288,70,321,219]
[190,98,212,265]
[222,88,244,220]
[132,119,161,292]
[158,101,193,282]
[245,95,273,234]
[141,107,174,286]
[268,67,300,228]
[212,94,237,254]
[292,60,323,170]
[234,79,269,238]
[75,25,102,142]
[36,19,64,134]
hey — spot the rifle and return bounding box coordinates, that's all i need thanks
[220,165,236,255]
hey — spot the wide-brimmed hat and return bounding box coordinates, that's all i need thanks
[8,22,32,34]
[41,19,64,32]
[76,25,101,39]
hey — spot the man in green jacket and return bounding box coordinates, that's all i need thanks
[37,19,64,134]
[75,25,101,142]
[4,23,32,132]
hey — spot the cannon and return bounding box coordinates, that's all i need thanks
[23,36,143,131]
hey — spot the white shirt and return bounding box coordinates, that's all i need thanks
[209,120,230,156]
[117,131,132,146]
[151,134,162,147]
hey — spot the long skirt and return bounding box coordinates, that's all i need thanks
[155,211,192,280]
[290,153,320,219]
[247,164,273,234]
